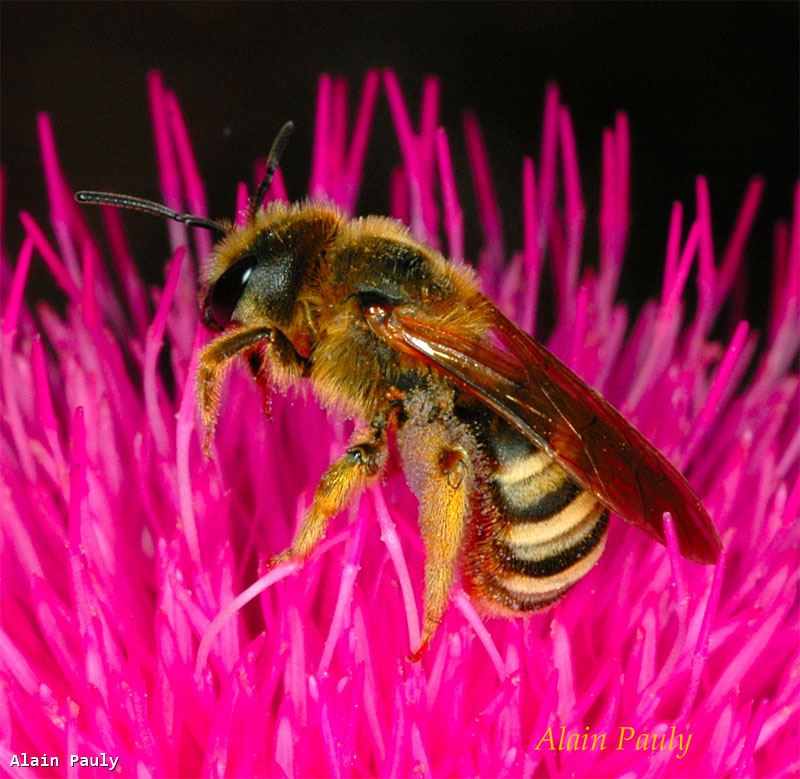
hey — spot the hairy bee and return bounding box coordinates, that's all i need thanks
[77,123,721,659]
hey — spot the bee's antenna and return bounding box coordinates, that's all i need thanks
[74,191,227,236]
[249,121,294,221]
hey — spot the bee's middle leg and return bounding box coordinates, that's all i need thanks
[269,420,388,566]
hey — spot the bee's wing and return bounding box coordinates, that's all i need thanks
[369,304,722,564]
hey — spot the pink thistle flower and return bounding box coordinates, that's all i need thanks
[2,70,798,777]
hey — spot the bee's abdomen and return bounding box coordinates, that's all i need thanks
[468,447,609,614]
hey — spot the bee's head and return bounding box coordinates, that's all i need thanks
[201,214,304,331]
[75,122,295,333]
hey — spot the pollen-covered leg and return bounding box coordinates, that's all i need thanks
[268,424,388,567]
[396,390,476,661]
[397,393,474,661]
[408,444,472,661]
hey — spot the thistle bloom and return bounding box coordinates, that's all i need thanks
[1,71,798,778]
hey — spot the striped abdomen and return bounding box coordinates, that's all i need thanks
[465,421,609,615]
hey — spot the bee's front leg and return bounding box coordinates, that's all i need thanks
[198,326,275,453]
[269,419,388,566]
[198,327,310,454]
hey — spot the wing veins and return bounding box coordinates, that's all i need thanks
[366,303,721,563]
[538,381,608,499]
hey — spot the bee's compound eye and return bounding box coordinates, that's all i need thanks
[202,255,259,330]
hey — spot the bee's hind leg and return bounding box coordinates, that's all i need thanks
[269,419,388,567]
[398,404,473,661]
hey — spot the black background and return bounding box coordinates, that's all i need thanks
[2,2,797,331]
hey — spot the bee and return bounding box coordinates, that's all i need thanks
[77,122,722,659]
